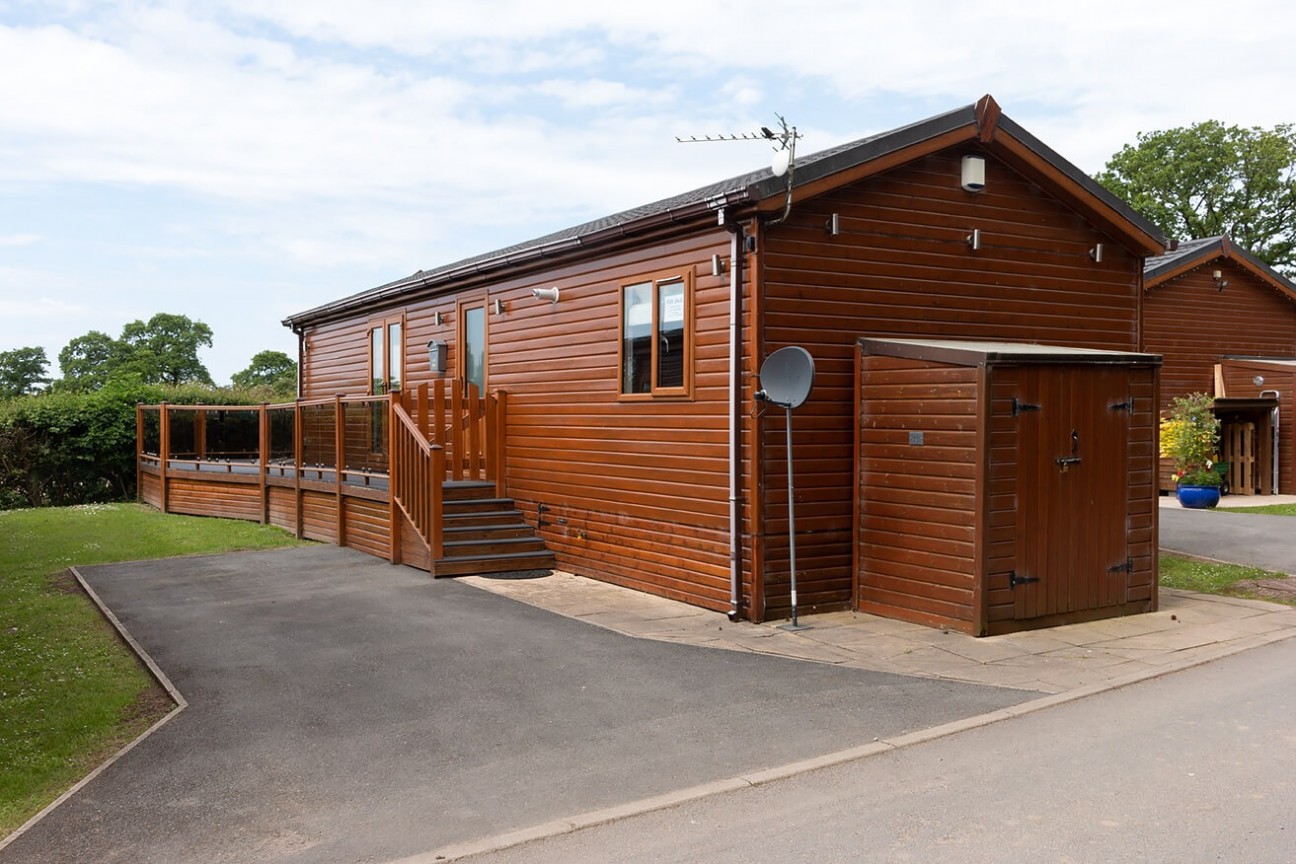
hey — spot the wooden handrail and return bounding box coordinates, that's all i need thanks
[391,400,443,560]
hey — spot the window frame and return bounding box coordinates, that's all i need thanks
[368,313,406,396]
[617,269,693,400]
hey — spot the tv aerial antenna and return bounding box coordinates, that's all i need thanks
[677,115,801,224]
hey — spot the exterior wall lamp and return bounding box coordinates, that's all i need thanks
[961,155,986,192]
[531,286,560,304]
[1213,269,1229,291]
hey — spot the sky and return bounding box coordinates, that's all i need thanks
[3,1,1295,385]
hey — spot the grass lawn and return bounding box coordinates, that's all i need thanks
[0,503,303,837]
[1159,552,1296,605]
[1216,502,1296,516]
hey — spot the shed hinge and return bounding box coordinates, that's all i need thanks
[1012,398,1042,416]
[1110,399,1133,412]
[1107,557,1133,575]
[1009,570,1040,588]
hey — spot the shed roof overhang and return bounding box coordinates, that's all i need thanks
[858,336,1163,368]
[285,94,1166,330]
[1144,235,1296,304]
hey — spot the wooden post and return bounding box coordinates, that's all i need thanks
[293,400,304,539]
[388,395,400,564]
[159,402,170,514]
[417,382,429,438]
[135,403,144,504]
[259,403,269,524]
[335,395,346,547]
[430,445,444,563]
[450,382,464,481]
[493,390,507,498]
[433,379,446,446]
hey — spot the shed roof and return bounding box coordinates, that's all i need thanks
[858,337,1162,367]
[1144,234,1296,303]
[285,94,1167,328]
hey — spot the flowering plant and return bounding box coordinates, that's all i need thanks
[1159,392,1222,487]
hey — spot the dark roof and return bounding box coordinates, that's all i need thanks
[1145,234,1296,302]
[285,95,1166,328]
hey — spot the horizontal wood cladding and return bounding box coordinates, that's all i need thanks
[762,147,1142,617]
[299,227,739,606]
[301,491,339,544]
[1144,261,1296,409]
[166,477,261,521]
[268,486,297,533]
[857,356,980,632]
[1220,359,1296,494]
[343,497,390,559]
[140,471,161,508]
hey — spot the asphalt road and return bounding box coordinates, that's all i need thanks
[447,636,1296,864]
[1159,507,1296,574]
[0,546,1031,864]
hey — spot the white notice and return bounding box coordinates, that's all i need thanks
[662,292,684,323]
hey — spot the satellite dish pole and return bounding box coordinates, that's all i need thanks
[754,346,815,630]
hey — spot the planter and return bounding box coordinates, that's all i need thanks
[1176,484,1221,509]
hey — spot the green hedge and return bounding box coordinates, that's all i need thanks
[0,381,265,510]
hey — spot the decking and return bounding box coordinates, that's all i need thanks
[136,382,553,576]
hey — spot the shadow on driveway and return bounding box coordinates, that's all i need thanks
[3,546,1033,864]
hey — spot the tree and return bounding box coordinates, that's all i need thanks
[0,347,50,398]
[1097,121,1296,274]
[232,350,298,398]
[57,330,122,391]
[118,313,215,386]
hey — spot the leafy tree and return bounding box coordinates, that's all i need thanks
[232,350,298,398]
[0,347,50,398]
[118,313,215,386]
[1097,121,1296,274]
[57,330,122,391]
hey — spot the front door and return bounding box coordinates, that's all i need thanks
[459,300,486,397]
[1012,366,1130,620]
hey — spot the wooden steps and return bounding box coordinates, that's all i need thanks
[434,482,554,577]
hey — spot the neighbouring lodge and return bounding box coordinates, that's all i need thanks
[1142,235,1296,495]
[140,94,1183,635]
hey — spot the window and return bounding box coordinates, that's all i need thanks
[620,273,691,397]
[369,316,404,395]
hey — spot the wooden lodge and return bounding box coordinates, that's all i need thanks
[141,94,1173,635]
[1143,236,1296,494]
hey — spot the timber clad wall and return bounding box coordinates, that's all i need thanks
[300,230,743,611]
[856,356,979,630]
[761,147,1142,617]
[1144,261,1296,405]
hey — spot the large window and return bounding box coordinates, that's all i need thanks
[620,272,690,397]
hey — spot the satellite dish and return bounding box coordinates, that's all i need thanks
[771,147,791,178]
[757,346,814,409]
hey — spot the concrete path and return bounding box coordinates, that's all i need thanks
[0,546,1029,864]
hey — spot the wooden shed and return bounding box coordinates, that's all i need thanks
[1143,235,1296,494]
[141,94,1169,629]
[854,338,1162,636]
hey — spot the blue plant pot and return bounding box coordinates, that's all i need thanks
[1176,484,1221,509]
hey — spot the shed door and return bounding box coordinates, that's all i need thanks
[1012,366,1130,620]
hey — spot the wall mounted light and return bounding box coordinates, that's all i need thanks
[531,286,560,304]
[493,298,504,315]
[961,155,986,192]
[711,255,725,277]
[1213,269,1229,291]
[1089,243,1104,263]
[826,213,840,236]
[967,228,981,251]
[432,311,443,326]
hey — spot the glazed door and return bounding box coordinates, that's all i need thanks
[459,301,486,396]
[1012,366,1130,620]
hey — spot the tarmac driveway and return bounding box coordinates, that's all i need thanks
[3,545,1033,864]
[1160,507,1296,574]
